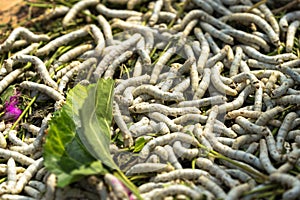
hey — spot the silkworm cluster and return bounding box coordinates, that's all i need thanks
[0,0,300,199]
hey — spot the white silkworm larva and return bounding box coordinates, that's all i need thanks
[36,26,89,56]
[138,132,199,162]
[269,173,300,200]
[258,3,280,36]
[104,174,128,199]
[24,186,41,199]
[152,168,209,182]
[6,158,17,192]
[265,71,279,94]
[54,61,81,80]
[0,194,35,200]
[0,149,34,166]
[205,33,221,54]
[226,110,261,120]
[259,139,277,174]
[276,65,300,84]
[113,101,133,147]
[276,112,298,153]
[11,55,57,89]
[182,19,199,37]
[0,27,49,52]
[200,22,234,45]
[173,141,199,160]
[150,46,176,84]
[193,68,211,100]
[97,15,113,46]
[255,106,284,126]
[148,0,163,26]
[89,24,105,54]
[232,134,261,150]
[241,45,297,64]
[170,77,190,93]
[125,163,173,176]
[0,132,6,149]
[184,44,198,92]
[129,102,201,116]
[191,0,213,14]
[246,142,259,154]
[173,9,232,31]
[20,81,64,102]
[148,184,203,200]
[196,157,240,188]
[272,78,294,98]
[115,74,150,94]
[8,130,28,147]
[103,51,133,78]
[225,183,251,200]
[265,129,287,162]
[207,0,232,15]
[164,145,182,169]
[177,57,195,75]
[42,173,56,200]
[229,46,243,77]
[211,61,238,96]
[198,175,227,200]
[62,0,99,26]
[28,180,46,193]
[254,84,263,111]
[220,13,279,46]
[286,21,300,52]
[57,44,93,63]
[58,57,97,92]
[221,29,270,52]
[93,33,141,79]
[96,3,142,18]
[194,28,210,74]
[177,95,226,108]
[229,5,265,18]
[11,158,43,194]
[205,45,229,68]
[132,84,184,102]
[279,10,300,31]
[191,41,201,58]
[148,112,182,132]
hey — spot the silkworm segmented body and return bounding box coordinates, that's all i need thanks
[125,163,174,176]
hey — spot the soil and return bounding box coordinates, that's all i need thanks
[0,0,25,26]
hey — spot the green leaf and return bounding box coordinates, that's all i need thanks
[133,137,147,153]
[78,78,117,169]
[43,83,105,187]
[0,85,15,103]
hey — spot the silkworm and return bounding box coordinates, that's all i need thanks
[222,29,270,52]
[104,51,133,78]
[184,44,198,92]
[193,68,211,100]
[115,74,150,95]
[24,186,41,199]
[58,44,93,63]
[207,0,232,15]
[125,163,174,176]
[62,0,99,26]
[148,0,163,26]
[150,46,176,84]
[264,129,287,162]
[269,172,300,200]
[196,157,240,188]
[164,145,182,169]
[194,28,210,74]
[20,81,64,102]
[255,106,284,126]
[259,139,277,174]
[6,158,17,192]
[205,45,229,68]
[0,194,35,200]
[241,45,297,64]
[191,0,213,14]
[138,132,199,162]
[272,78,294,98]
[58,57,97,92]
[198,175,227,200]
[211,61,238,96]
[10,158,42,194]
[229,46,243,77]
[130,102,201,116]
[11,55,57,89]
[28,180,46,193]
[277,65,300,84]
[258,3,280,36]
[173,141,199,160]
[225,183,252,200]
[220,13,279,46]
[173,9,232,31]
[204,33,220,54]
[229,5,265,18]
[200,22,234,45]
[177,95,226,108]
[0,27,49,53]
[276,112,298,153]
[0,68,23,94]
[132,84,184,102]
[232,134,261,150]
[279,10,300,31]
[54,61,81,80]
[148,112,182,132]
[8,130,28,147]
[103,173,129,199]
[170,77,190,93]
[94,33,141,79]
[36,26,89,56]
[113,101,133,147]
[96,3,142,18]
